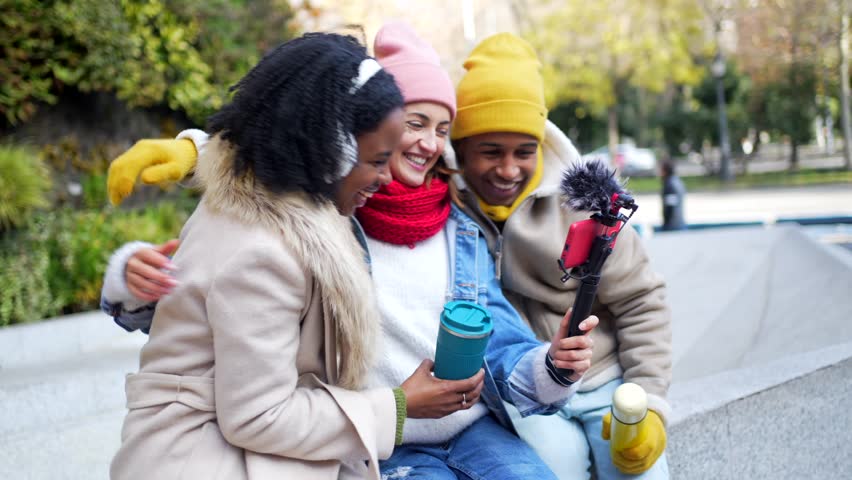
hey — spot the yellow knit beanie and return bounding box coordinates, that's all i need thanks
[451,33,547,142]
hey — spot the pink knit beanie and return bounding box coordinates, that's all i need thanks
[373,21,457,119]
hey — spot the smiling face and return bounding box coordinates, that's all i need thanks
[334,108,404,216]
[390,102,452,187]
[457,132,539,206]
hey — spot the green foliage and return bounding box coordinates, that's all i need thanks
[81,173,108,209]
[0,201,196,326]
[656,61,752,155]
[167,0,296,95]
[759,63,818,146]
[0,144,52,231]
[547,102,608,153]
[116,0,220,121]
[531,0,706,111]
[0,0,60,124]
[0,0,132,124]
[0,0,295,125]
[0,240,58,327]
[51,0,134,93]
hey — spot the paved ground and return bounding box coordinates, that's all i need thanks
[632,184,852,229]
[668,358,852,479]
[0,312,144,480]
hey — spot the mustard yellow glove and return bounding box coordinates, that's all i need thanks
[602,410,667,475]
[107,138,198,205]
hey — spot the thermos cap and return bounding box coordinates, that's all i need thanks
[612,382,648,425]
[440,301,493,339]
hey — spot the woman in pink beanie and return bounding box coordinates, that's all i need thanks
[354,21,593,479]
[101,22,599,480]
[361,23,595,478]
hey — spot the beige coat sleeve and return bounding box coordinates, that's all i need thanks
[596,226,673,420]
[206,242,395,463]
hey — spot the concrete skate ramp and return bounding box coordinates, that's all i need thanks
[645,225,852,425]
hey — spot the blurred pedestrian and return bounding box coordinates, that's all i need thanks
[660,160,686,231]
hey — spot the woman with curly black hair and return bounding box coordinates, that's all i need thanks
[108,33,411,480]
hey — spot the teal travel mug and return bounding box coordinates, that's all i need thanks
[433,300,493,380]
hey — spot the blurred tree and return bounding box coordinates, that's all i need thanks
[735,0,830,168]
[547,102,608,153]
[840,0,852,170]
[0,145,52,231]
[760,63,818,168]
[0,0,297,126]
[656,60,751,165]
[165,0,296,97]
[1,0,63,124]
[529,0,706,158]
[113,0,219,122]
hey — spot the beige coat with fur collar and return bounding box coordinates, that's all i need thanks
[111,137,396,480]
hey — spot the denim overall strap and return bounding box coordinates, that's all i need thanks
[447,213,480,303]
[349,217,372,274]
[447,206,518,434]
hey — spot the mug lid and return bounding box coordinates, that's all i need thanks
[441,300,493,336]
[611,382,648,425]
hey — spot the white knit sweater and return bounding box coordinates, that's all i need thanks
[364,230,489,444]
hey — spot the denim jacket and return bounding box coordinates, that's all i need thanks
[438,205,568,430]
[102,204,572,431]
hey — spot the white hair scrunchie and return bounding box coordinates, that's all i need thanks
[324,58,384,183]
[349,58,383,95]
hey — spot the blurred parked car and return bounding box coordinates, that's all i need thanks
[581,144,658,177]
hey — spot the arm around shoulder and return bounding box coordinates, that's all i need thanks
[101,241,156,332]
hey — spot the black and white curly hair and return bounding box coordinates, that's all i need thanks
[207,32,404,200]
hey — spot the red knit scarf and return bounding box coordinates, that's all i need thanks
[356,179,450,247]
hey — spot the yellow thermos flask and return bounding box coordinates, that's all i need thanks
[609,382,649,454]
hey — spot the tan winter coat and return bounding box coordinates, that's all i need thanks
[448,121,673,421]
[110,136,396,480]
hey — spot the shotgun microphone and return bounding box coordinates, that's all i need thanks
[551,160,638,379]
[560,159,634,213]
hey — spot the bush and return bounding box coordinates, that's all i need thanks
[1,0,297,126]
[0,200,196,326]
[0,240,59,327]
[0,144,52,231]
[81,172,108,209]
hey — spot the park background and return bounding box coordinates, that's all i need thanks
[2,0,852,325]
[1,1,851,478]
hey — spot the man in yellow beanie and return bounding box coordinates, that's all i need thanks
[103,31,671,480]
[447,33,671,479]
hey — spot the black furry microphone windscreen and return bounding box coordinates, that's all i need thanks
[560,160,627,212]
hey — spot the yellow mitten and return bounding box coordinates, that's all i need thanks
[602,410,667,475]
[107,138,198,205]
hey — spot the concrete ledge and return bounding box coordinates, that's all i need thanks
[0,311,146,371]
[669,341,852,426]
[0,349,137,437]
[668,358,852,479]
[0,409,125,480]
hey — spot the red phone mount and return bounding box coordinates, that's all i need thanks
[559,218,623,270]
[557,192,635,284]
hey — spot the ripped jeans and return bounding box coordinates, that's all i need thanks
[379,414,556,480]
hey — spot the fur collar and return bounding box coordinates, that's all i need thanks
[194,135,378,390]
